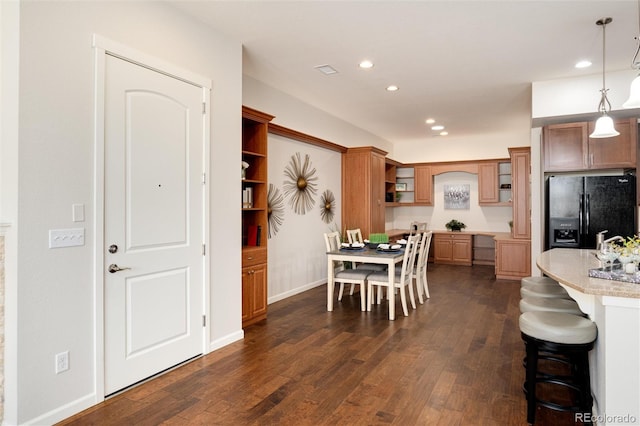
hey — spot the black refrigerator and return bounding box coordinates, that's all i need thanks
[546,175,637,249]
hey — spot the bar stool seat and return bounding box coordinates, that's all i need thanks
[519,311,597,425]
[520,296,584,316]
[521,283,571,300]
[521,276,559,287]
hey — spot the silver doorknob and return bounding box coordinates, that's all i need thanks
[108,264,131,273]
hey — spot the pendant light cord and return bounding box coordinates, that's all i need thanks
[632,0,640,69]
[598,18,612,114]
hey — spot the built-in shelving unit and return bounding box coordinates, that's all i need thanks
[241,106,273,328]
[395,166,415,204]
[498,161,512,204]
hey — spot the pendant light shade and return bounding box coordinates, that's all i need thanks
[589,18,618,139]
[624,0,640,109]
[623,74,640,108]
[591,115,620,138]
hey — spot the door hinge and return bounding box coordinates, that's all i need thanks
[202,172,206,184]
[202,243,206,255]
[202,102,206,114]
[202,315,206,327]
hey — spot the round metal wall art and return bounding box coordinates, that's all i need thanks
[267,183,285,238]
[320,189,336,224]
[283,152,318,215]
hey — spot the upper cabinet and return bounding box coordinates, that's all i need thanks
[478,160,511,206]
[543,118,638,172]
[414,165,433,205]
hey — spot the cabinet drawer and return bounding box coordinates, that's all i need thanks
[435,233,471,242]
[242,247,267,266]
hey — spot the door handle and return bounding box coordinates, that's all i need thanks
[108,264,131,273]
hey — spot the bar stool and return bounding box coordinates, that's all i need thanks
[521,283,571,300]
[521,276,559,287]
[520,297,585,316]
[519,311,597,425]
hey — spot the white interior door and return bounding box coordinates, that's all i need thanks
[104,54,205,395]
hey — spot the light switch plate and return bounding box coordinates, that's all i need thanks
[49,228,85,248]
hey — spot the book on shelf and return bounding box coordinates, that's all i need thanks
[242,187,253,208]
[247,225,259,246]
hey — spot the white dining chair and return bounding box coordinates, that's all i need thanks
[366,234,420,317]
[324,231,372,311]
[412,230,432,303]
[408,221,427,237]
[346,227,387,273]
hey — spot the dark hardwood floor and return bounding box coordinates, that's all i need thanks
[58,264,583,425]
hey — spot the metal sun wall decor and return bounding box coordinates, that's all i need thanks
[283,152,318,215]
[444,184,470,209]
[320,189,336,223]
[267,183,285,238]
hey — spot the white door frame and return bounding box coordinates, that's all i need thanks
[93,34,211,401]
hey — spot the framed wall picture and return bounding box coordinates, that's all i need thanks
[395,182,407,191]
[444,184,470,209]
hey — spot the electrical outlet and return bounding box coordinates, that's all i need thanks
[55,351,69,374]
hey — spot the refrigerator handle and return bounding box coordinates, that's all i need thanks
[585,193,590,234]
[579,194,584,235]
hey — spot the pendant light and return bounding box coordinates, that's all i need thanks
[624,0,640,108]
[590,17,620,138]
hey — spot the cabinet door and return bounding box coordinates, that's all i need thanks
[241,266,252,323]
[495,239,531,279]
[452,239,472,265]
[543,122,588,172]
[251,264,268,318]
[433,236,452,262]
[371,152,386,233]
[478,162,499,204]
[588,118,637,169]
[414,165,433,205]
[510,147,531,240]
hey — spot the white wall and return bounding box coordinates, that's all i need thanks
[532,69,640,121]
[10,2,242,424]
[267,134,342,302]
[243,76,394,153]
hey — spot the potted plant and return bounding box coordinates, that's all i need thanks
[445,219,466,232]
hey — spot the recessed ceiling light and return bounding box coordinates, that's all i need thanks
[425,118,435,124]
[575,60,592,69]
[359,60,374,69]
[314,64,338,75]
[386,85,399,92]
[440,131,449,136]
[431,125,445,131]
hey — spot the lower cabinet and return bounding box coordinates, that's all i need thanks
[433,232,472,266]
[495,238,531,280]
[242,247,267,327]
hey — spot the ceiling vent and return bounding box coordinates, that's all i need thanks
[314,64,338,75]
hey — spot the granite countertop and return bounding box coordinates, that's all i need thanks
[537,248,640,299]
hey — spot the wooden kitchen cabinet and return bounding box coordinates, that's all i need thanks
[342,147,388,238]
[478,162,499,204]
[543,118,637,172]
[242,247,267,327]
[433,232,472,266]
[414,165,433,205]
[509,147,531,240]
[495,238,531,280]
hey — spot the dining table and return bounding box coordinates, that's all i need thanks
[326,245,406,320]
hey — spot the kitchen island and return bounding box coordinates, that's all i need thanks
[537,248,640,424]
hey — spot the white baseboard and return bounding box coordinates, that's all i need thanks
[268,280,326,304]
[208,329,244,352]
[22,392,97,426]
